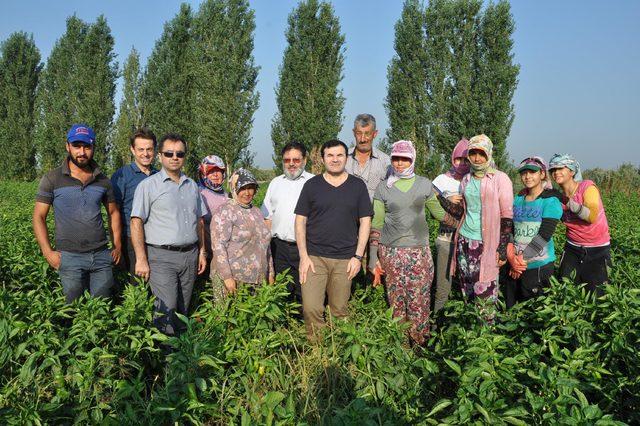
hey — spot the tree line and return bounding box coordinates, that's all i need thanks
[0,0,518,180]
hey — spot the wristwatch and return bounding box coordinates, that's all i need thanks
[353,254,363,261]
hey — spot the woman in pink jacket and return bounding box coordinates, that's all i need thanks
[444,135,514,321]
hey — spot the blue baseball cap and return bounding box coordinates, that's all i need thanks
[67,124,96,145]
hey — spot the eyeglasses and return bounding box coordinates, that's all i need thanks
[161,151,186,158]
[283,158,302,164]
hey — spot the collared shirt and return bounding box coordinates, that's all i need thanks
[36,159,114,253]
[111,162,157,237]
[260,171,314,242]
[130,168,205,246]
[345,146,391,200]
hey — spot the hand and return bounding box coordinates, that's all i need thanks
[508,268,523,280]
[135,259,150,282]
[372,261,385,288]
[45,250,61,270]
[496,252,507,267]
[224,278,237,294]
[346,257,362,280]
[299,255,316,284]
[448,194,463,205]
[197,251,207,275]
[111,246,122,265]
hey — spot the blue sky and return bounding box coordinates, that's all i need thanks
[1,0,638,169]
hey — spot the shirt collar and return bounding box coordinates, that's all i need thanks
[281,170,313,181]
[349,146,378,159]
[159,167,187,184]
[130,161,157,174]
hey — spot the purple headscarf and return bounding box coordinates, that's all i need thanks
[445,138,470,180]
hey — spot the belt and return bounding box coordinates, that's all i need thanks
[148,243,197,252]
[275,237,297,246]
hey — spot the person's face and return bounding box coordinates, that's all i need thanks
[237,185,256,205]
[551,166,574,185]
[453,157,468,167]
[130,137,155,168]
[353,124,378,153]
[520,169,544,189]
[323,145,347,174]
[207,168,224,185]
[66,141,94,168]
[468,149,488,165]
[282,148,306,178]
[391,156,412,173]
[159,140,186,173]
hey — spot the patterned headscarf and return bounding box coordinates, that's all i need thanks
[467,134,496,178]
[387,140,416,188]
[548,153,583,182]
[446,138,470,180]
[229,168,258,208]
[518,156,553,190]
[198,155,226,193]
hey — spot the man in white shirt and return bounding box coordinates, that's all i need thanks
[261,142,314,313]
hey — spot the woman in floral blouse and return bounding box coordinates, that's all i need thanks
[211,168,274,302]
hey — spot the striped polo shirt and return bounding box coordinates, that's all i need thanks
[36,159,115,253]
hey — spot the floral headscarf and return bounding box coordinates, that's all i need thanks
[198,155,226,193]
[467,134,497,178]
[386,140,416,188]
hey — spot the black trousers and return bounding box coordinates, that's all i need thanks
[270,237,302,312]
[558,243,610,295]
[503,262,554,309]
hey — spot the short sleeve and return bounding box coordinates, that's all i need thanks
[110,169,124,206]
[261,181,274,219]
[356,180,374,218]
[36,174,54,204]
[197,190,206,218]
[130,180,151,221]
[103,179,116,203]
[294,181,312,217]
[543,196,563,220]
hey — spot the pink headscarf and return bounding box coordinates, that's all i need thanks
[445,138,470,180]
[387,140,416,188]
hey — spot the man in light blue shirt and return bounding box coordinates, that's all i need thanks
[131,133,207,336]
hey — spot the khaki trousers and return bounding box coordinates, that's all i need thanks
[302,255,352,337]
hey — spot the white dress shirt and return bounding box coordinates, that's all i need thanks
[261,171,315,242]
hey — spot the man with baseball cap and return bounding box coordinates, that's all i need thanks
[33,123,122,303]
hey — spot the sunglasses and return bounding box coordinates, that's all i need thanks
[161,151,186,158]
[283,158,302,164]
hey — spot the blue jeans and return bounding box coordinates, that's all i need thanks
[58,248,114,303]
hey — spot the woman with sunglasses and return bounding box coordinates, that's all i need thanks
[369,140,458,345]
[197,155,228,276]
[548,154,611,294]
[431,138,469,313]
[211,168,274,302]
[443,135,514,322]
[503,157,563,308]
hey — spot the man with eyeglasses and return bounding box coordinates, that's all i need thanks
[261,142,314,315]
[130,133,207,336]
[33,124,122,303]
[110,127,158,282]
[345,113,391,201]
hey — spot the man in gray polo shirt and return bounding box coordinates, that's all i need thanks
[130,133,207,336]
[345,113,391,201]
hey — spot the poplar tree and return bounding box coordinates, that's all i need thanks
[0,32,41,180]
[474,0,519,167]
[34,16,88,172]
[385,0,430,173]
[141,4,194,148]
[113,47,143,169]
[271,0,345,172]
[191,0,260,174]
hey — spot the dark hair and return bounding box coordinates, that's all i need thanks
[130,127,157,148]
[320,139,348,158]
[281,141,307,158]
[158,133,187,152]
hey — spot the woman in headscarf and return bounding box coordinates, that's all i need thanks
[447,134,514,322]
[211,168,274,302]
[431,139,469,313]
[503,156,563,308]
[548,154,611,294]
[369,140,458,345]
[198,155,228,275]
